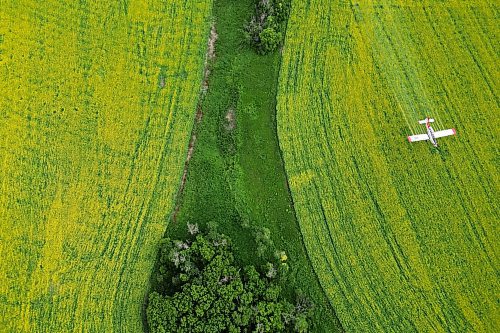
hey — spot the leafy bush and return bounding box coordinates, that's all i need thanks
[259,27,283,54]
[245,0,291,54]
[147,224,311,332]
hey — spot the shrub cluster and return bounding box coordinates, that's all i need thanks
[147,224,312,332]
[245,0,292,54]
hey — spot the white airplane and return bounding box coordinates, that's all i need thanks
[407,117,456,147]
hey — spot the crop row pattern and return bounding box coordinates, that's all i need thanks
[277,1,499,332]
[0,1,212,331]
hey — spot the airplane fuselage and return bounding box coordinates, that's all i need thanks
[426,126,438,147]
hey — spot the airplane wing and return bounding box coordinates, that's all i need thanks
[408,134,429,142]
[433,128,456,138]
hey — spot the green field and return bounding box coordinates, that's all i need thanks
[277,1,499,331]
[0,1,211,331]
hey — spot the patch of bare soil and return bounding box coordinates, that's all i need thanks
[207,25,218,60]
[173,24,218,222]
[201,24,218,94]
[224,108,236,131]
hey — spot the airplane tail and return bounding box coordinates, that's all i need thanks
[418,118,435,125]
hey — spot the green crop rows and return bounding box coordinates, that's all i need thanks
[277,1,499,331]
[0,1,211,331]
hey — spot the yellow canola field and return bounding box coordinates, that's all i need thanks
[278,1,499,332]
[0,1,211,331]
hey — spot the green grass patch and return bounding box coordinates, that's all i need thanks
[157,0,343,331]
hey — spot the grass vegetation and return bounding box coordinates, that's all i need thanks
[0,1,212,331]
[277,1,499,332]
[154,0,342,331]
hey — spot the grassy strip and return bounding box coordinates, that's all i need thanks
[153,0,343,331]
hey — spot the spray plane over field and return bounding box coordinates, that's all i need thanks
[407,117,456,147]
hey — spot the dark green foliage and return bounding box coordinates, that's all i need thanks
[245,0,291,54]
[147,227,311,332]
[259,27,283,54]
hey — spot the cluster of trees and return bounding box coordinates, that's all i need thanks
[245,0,292,54]
[147,223,312,332]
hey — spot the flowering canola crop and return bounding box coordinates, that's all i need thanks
[0,1,211,331]
[277,1,499,331]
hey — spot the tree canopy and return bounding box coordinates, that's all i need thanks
[147,224,311,332]
[245,0,291,54]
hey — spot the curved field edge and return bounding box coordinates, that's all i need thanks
[277,1,499,332]
[0,1,212,332]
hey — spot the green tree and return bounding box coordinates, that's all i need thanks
[245,0,291,54]
[147,225,312,332]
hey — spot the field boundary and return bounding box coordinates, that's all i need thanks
[171,22,218,223]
